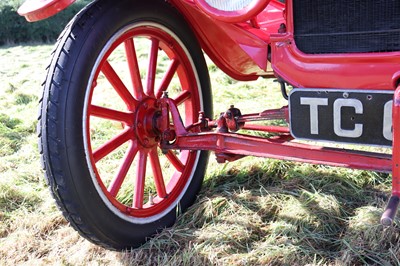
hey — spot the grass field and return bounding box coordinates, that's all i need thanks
[1,44,399,265]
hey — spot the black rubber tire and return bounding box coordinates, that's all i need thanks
[38,0,212,250]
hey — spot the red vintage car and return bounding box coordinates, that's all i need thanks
[18,0,400,249]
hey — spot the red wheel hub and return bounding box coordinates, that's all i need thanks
[134,98,162,148]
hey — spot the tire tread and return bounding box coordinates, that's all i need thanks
[38,1,116,249]
[38,0,212,250]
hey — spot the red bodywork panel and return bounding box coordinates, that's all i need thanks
[270,1,400,90]
[18,0,399,87]
[171,0,285,80]
[18,0,285,80]
[18,0,75,22]
[193,0,271,23]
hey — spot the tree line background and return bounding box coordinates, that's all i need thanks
[0,0,91,45]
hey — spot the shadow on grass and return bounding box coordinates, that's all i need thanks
[120,159,399,265]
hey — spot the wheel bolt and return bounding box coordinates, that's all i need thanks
[163,132,171,140]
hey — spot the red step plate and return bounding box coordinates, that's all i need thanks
[18,0,76,22]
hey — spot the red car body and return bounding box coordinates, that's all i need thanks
[18,0,400,239]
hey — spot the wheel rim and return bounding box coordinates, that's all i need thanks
[83,23,203,221]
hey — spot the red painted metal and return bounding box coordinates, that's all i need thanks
[271,34,400,90]
[380,85,400,225]
[170,132,392,171]
[174,0,400,89]
[19,0,284,80]
[101,61,137,110]
[393,72,400,89]
[207,106,288,129]
[392,85,400,197]
[194,0,270,23]
[241,124,290,134]
[159,97,392,172]
[124,39,144,100]
[84,25,204,218]
[19,0,397,90]
[254,0,285,33]
[108,141,138,198]
[90,105,133,125]
[174,90,191,106]
[169,0,284,80]
[165,151,185,172]
[157,59,180,99]
[18,0,75,22]
[146,39,159,98]
[270,1,400,90]
[92,129,132,163]
[133,151,147,209]
[149,148,167,198]
[240,106,288,122]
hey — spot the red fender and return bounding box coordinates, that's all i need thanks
[18,0,75,22]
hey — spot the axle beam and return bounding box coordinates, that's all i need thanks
[159,97,392,172]
[164,132,391,172]
[158,94,399,224]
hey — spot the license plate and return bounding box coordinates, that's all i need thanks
[289,89,394,147]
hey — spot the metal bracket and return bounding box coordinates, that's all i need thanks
[381,85,400,225]
[158,97,392,172]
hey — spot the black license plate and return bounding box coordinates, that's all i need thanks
[289,89,394,147]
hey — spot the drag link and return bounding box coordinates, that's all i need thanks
[208,106,289,130]
[238,106,288,123]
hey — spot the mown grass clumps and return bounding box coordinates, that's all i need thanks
[338,206,400,265]
[1,45,399,265]
[0,180,41,215]
[125,158,399,265]
[14,93,37,105]
[0,113,26,156]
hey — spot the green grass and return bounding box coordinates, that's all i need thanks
[0,44,399,265]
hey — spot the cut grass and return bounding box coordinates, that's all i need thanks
[0,44,399,265]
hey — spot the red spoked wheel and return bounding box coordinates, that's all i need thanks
[39,0,212,249]
[87,26,204,220]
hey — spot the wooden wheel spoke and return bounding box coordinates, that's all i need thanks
[165,150,185,173]
[101,60,137,110]
[173,90,191,106]
[108,140,139,197]
[145,38,159,97]
[90,105,133,125]
[155,58,180,99]
[149,148,167,198]
[133,150,147,209]
[93,129,131,163]
[124,38,144,100]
